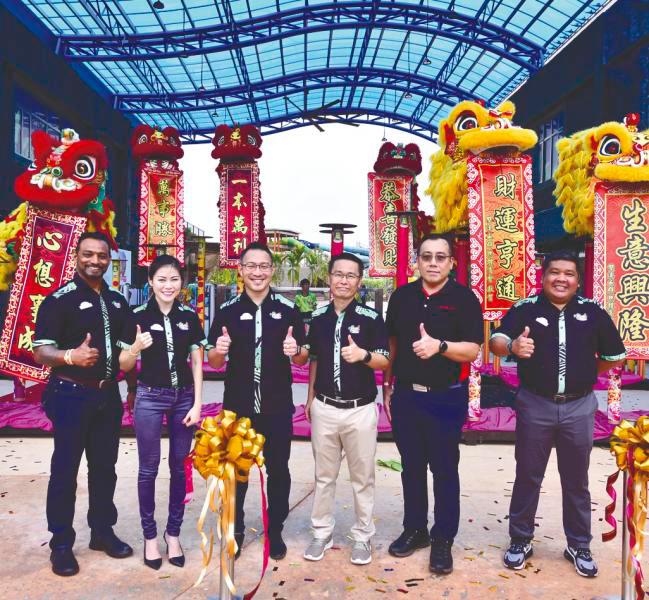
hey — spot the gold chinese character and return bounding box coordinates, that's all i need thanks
[493,173,517,201]
[17,325,35,352]
[232,179,248,184]
[621,197,648,235]
[29,293,46,323]
[383,246,397,267]
[232,192,247,210]
[618,306,649,342]
[36,231,64,252]
[157,178,170,198]
[495,274,519,301]
[33,258,55,288]
[616,233,649,270]
[379,181,401,214]
[232,237,247,255]
[232,215,248,234]
[155,198,171,218]
[154,221,173,237]
[495,239,518,269]
[380,225,397,246]
[493,206,518,233]
[617,273,649,306]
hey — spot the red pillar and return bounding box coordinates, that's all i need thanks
[395,214,410,288]
[330,228,344,256]
[455,237,469,286]
[584,240,594,298]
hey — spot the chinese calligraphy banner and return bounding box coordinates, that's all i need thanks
[593,183,649,359]
[138,161,185,266]
[467,154,536,321]
[0,206,86,381]
[219,162,261,267]
[367,173,414,277]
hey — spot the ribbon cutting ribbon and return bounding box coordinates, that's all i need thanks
[603,417,649,600]
[190,411,268,597]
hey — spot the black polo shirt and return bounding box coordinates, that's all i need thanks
[491,293,626,397]
[386,278,484,391]
[307,299,389,401]
[207,290,306,415]
[125,298,206,388]
[33,273,134,381]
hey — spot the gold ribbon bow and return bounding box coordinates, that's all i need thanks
[192,411,265,591]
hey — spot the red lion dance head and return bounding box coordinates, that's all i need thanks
[130,125,184,162]
[211,124,263,161]
[373,142,422,176]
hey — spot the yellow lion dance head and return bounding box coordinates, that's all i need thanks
[426,100,538,232]
[554,113,649,236]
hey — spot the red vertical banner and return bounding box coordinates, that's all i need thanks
[367,173,414,278]
[219,163,261,267]
[138,161,185,266]
[0,206,87,381]
[593,184,649,360]
[467,154,536,321]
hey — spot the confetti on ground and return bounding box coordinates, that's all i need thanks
[515,573,526,578]
[469,581,481,585]
[367,575,377,582]
[158,575,171,579]
[498,573,510,579]
[397,589,409,594]
[405,578,424,583]
[384,568,394,571]
[374,589,386,593]
[345,586,355,591]
[304,578,314,582]
[488,586,498,592]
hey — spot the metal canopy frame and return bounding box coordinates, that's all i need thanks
[7,0,615,143]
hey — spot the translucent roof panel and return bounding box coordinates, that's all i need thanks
[11,0,615,142]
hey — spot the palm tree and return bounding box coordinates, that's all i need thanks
[304,249,328,286]
[285,245,306,286]
[271,251,286,286]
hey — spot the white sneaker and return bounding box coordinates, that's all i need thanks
[303,536,333,561]
[350,541,372,565]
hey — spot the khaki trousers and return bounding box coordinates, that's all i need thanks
[310,398,378,542]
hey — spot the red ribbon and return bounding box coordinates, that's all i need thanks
[183,450,195,505]
[602,469,619,542]
[625,447,646,600]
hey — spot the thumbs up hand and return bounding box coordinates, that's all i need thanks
[73,332,100,367]
[341,334,365,364]
[412,322,441,360]
[511,326,535,359]
[283,325,298,357]
[215,326,232,356]
[131,324,153,354]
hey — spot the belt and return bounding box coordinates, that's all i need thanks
[406,382,464,393]
[525,387,591,404]
[316,393,374,409]
[56,374,116,390]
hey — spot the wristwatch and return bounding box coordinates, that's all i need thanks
[362,350,372,364]
[439,340,448,354]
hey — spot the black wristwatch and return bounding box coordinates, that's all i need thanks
[362,350,372,364]
[438,340,448,354]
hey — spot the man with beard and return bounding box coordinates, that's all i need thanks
[34,231,135,576]
[207,241,308,560]
[383,233,483,575]
[490,251,626,577]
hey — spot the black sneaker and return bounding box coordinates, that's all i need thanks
[269,533,287,560]
[429,537,453,575]
[503,539,533,570]
[564,546,598,577]
[388,529,430,557]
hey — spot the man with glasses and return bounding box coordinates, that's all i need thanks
[303,252,389,565]
[383,234,483,575]
[207,241,308,560]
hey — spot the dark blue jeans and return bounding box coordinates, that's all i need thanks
[391,383,467,542]
[43,377,123,550]
[134,385,195,540]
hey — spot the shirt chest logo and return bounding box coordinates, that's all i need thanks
[112,300,121,309]
[348,324,360,334]
[270,311,282,320]
[574,313,588,322]
[150,323,164,332]
[240,312,253,321]
[177,321,189,330]
[535,317,549,327]
[79,301,93,310]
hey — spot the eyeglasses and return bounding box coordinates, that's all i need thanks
[419,253,452,264]
[241,262,273,272]
[330,271,361,281]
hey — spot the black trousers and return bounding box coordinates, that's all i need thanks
[391,383,467,542]
[43,377,123,549]
[235,411,293,537]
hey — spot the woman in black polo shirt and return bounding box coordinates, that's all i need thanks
[120,255,206,570]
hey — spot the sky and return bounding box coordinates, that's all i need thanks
[180,123,439,249]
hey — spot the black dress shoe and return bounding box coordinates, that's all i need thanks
[388,529,431,557]
[429,537,453,575]
[50,547,79,577]
[234,532,244,560]
[269,534,287,560]
[143,542,162,571]
[89,531,133,559]
[164,532,185,568]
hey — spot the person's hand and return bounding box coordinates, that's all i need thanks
[305,397,314,423]
[126,389,136,414]
[72,333,100,367]
[511,326,535,359]
[283,326,298,357]
[341,335,365,364]
[382,385,393,423]
[131,325,153,354]
[412,323,440,359]
[182,404,202,427]
[215,326,231,355]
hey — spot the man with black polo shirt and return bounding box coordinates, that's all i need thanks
[303,252,389,565]
[207,241,308,561]
[33,232,135,577]
[383,234,483,575]
[490,252,626,577]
